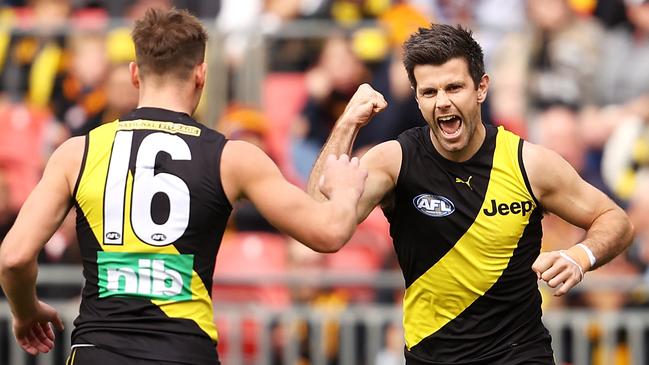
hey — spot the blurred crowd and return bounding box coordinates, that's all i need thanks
[1,0,649,363]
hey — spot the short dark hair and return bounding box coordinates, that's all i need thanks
[131,8,207,80]
[402,24,485,90]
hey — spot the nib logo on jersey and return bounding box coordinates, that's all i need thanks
[97,252,193,301]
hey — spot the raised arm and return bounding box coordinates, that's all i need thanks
[221,140,367,252]
[307,83,398,222]
[0,137,83,354]
[527,142,634,296]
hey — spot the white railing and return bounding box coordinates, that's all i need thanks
[2,265,649,365]
[2,300,649,365]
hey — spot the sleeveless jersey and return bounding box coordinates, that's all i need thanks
[386,124,551,363]
[71,108,231,364]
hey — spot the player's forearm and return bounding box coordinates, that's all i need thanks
[309,190,361,252]
[306,118,361,200]
[579,207,634,270]
[0,255,39,320]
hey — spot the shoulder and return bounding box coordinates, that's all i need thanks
[50,136,86,165]
[361,140,401,184]
[46,136,86,190]
[362,140,401,163]
[222,140,268,163]
[221,140,279,180]
[522,140,574,198]
[522,140,560,173]
[397,125,428,143]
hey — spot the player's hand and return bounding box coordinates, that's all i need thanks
[340,83,388,127]
[319,154,368,202]
[13,300,64,355]
[532,251,585,297]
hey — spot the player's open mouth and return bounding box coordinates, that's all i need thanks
[437,115,463,138]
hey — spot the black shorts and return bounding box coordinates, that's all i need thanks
[405,340,555,365]
[66,345,221,365]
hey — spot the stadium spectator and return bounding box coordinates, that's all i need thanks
[216,104,278,233]
[353,3,428,149]
[532,105,609,195]
[124,0,172,20]
[308,24,633,363]
[490,0,603,136]
[291,34,370,180]
[601,113,649,202]
[375,322,406,365]
[51,33,109,136]
[0,0,70,107]
[102,62,139,123]
[594,0,649,106]
[0,8,367,363]
[0,97,57,211]
[578,0,649,187]
[626,178,649,282]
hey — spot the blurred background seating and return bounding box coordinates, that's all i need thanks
[1,0,649,364]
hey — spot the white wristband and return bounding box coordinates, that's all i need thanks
[577,243,596,267]
[559,251,584,281]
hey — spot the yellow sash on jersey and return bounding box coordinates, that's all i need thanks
[75,121,219,342]
[403,127,536,349]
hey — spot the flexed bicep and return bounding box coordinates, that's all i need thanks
[355,141,401,222]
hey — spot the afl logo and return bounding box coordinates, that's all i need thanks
[413,194,455,217]
[151,233,167,242]
[105,232,121,240]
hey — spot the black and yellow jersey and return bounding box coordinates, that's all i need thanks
[71,107,231,364]
[386,124,551,363]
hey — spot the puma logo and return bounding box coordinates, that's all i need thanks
[455,176,473,190]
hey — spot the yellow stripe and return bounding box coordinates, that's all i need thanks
[404,127,535,348]
[615,169,636,201]
[118,119,201,136]
[75,122,218,341]
[0,32,8,71]
[0,9,11,72]
[28,42,61,107]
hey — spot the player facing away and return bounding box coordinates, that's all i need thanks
[308,24,634,364]
[0,8,367,365]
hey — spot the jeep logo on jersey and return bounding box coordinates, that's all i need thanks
[483,199,534,216]
[151,233,167,242]
[97,252,193,301]
[413,194,455,217]
[105,232,121,240]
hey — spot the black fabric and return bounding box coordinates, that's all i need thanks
[405,336,554,365]
[384,125,497,288]
[68,344,220,365]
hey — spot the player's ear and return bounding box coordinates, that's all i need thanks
[477,74,489,103]
[129,62,140,89]
[195,62,207,90]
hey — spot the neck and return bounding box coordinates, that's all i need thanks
[432,122,486,162]
[137,82,197,115]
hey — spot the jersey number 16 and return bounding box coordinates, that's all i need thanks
[103,131,191,247]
